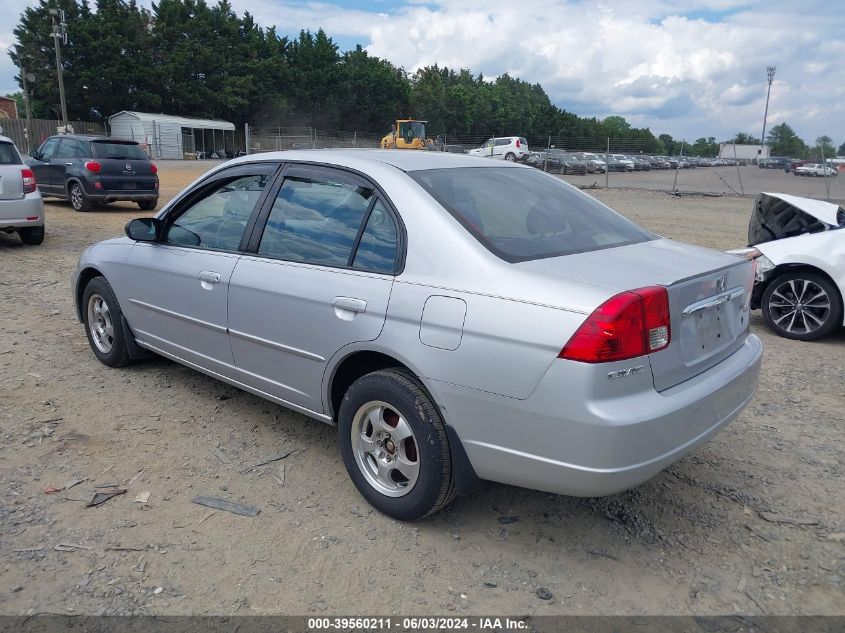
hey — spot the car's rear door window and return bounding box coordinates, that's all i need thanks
[91,141,147,160]
[410,167,653,262]
[352,200,398,273]
[0,142,21,164]
[164,173,271,251]
[257,173,375,267]
[54,138,86,159]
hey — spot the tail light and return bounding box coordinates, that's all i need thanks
[560,286,670,363]
[151,162,158,174]
[84,161,101,173]
[21,168,37,194]
[515,139,521,148]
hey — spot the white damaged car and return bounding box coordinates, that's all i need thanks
[732,193,844,340]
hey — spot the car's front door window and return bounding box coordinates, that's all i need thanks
[38,138,59,160]
[163,174,270,251]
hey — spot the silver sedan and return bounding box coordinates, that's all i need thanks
[72,150,763,520]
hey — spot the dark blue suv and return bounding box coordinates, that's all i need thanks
[27,135,159,212]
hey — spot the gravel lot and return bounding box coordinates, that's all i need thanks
[1,161,843,617]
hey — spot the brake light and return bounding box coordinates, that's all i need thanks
[151,162,158,174]
[84,161,101,173]
[559,286,670,363]
[21,168,36,194]
[515,139,521,148]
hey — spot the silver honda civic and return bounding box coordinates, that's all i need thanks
[72,150,763,520]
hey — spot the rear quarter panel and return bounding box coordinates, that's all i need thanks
[378,280,588,399]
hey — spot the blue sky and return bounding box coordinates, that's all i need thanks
[2,0,843,146]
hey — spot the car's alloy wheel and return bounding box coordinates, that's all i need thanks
[70,183,91,212]
[338,368,455,520]
[762,272,842,340]
[505,153,515,161]
[351,400,419,497]
[87,293,115,354]
[82,277,131,366]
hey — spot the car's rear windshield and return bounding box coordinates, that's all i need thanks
[409,167,654,262]
[0,142,22,165]
[90,141,148,160]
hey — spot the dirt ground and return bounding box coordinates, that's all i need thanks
[1,160,843,617]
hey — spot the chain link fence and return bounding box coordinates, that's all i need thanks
[244,125,844,202]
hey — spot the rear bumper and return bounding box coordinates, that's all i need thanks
[88,192,158,203]
[0,194,45,229]
[429,333,763,497]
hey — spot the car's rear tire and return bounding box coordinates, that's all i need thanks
[82,276,131,367]
[69,182,92,212]
[338,368,455,521]
[18,226,44,245]
[137,200,157,211]
[762,271,842,341]
[504,152,515,162]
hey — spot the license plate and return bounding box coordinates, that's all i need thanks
[122,182,137,190]
[693,304,728,347]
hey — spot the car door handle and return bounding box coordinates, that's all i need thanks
[332,297,367,313]
[65,162,73,166]
[199,271,221,289]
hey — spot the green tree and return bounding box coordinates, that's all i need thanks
[815,135,835,158]
[838,141,845,156]
[766,123,807,157]
[731,132,760,145]
[336,46,409,132]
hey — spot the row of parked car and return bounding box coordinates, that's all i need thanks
[759,156,841,176]
[523,151,742,174]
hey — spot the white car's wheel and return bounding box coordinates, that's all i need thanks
[762,271,843,341]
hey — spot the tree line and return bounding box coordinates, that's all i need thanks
[7,0,841,158]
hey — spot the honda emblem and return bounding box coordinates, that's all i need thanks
[716,275,726,292]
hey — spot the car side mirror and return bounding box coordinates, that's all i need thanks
[29,149,41,160]
[125,217,161,242]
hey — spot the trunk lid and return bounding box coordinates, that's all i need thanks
[0,164,24,200]
[515,238,754,390]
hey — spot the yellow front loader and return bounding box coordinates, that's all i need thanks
[380,119,441,150]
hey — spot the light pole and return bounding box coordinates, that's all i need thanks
[48,8,69,128]
[759,66,775,163]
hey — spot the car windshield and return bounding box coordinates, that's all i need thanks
[91,141,148,160]
[0,142,22,164]
[409,167,654,262]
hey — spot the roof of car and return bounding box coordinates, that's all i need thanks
[229,149,528,173]
[49,134,138,143]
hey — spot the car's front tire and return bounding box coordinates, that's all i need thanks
[82,276,131,366]
[338,368,455,521]
[137,200,157,211]
[18,226,44,245]
[762,271,843,341]
[69,182,92,212]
